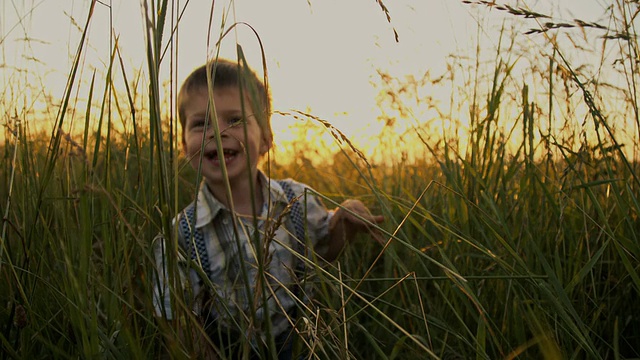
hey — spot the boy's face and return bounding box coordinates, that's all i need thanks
[182,86,271,188]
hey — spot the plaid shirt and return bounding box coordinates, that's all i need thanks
[153,172,332,337]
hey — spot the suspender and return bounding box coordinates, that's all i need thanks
[178,202,212,279]
[277,180,307,278]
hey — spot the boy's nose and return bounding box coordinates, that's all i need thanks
[206,120,227,138]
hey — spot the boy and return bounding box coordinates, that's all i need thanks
[153,58,383,359]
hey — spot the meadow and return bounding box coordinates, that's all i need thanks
[1,1,639,359]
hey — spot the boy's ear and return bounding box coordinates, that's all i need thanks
[259,136,272,155]
[181,134,188,154]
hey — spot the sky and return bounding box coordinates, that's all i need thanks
[1,0,610,151]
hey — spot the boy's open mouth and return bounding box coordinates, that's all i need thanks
[206,149,239,164]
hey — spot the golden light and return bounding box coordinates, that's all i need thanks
[1,0,623,162]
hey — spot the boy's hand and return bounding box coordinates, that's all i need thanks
[323,199,385,261]
[335,199,385,241]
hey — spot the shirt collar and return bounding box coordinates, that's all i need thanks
[194,171,289,228]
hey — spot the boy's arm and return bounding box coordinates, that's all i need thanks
[320,199,384,262]
[154,235,217,359]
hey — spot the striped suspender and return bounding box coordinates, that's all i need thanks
[178,203,212,279]
[276,180,307,266]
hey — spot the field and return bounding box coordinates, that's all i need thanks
[1,1,639,359]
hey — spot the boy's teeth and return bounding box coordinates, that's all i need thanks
[207,149,237,162]
[207,150,235,157]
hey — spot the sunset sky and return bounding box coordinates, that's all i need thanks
[2,0,609,152]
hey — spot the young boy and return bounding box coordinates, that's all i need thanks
[153,58,383,359]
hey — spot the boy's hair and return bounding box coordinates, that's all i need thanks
[177,58,272,144]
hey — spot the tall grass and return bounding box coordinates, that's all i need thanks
[1,0,639,359]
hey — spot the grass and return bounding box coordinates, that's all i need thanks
[2,0,640,359]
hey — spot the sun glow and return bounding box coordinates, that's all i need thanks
[2,0,632,162]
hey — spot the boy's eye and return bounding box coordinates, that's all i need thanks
[228,116,245,125]
[191,118,210,130]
